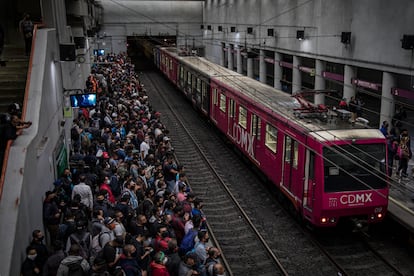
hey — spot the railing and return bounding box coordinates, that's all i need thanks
[0,24,40,200]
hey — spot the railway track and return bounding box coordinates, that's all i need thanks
[139,69,414,276]
[311,229,406,276]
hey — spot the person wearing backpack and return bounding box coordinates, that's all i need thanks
[65,220,92,260]
[57,244,90,276]
[91,217,116,262]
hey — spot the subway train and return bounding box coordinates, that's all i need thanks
[153,46,389,227]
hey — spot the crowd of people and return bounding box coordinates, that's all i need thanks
[380,117,412,179]
[337,96,413,178]
[21,53,225,276]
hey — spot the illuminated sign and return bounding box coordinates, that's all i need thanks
[328,192,373,207]
[340,193,372,206]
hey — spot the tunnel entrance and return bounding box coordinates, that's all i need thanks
[127,35,176,71]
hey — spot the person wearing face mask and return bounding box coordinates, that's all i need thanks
[43,190,61,244]
[21,246,40,276]
[58,168,73,202]
[153,225,171,253]
[119,244,142,276]
[29,230,49,274]
[65,220,92,260]
[113,210,127,239]
[150,251,170,276]
[94,192,112,218]
[99,176,116,204]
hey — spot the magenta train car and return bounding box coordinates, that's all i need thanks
[155,46,388,227]
[158,47,179,85]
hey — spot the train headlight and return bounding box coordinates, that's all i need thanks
[377,213,383,219]
[321,217,327,223]
[329,217,336,223]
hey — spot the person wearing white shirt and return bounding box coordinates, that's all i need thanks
[72,175,93,211]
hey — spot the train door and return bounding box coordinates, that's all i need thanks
[251,113,261,159]
[227,98,235,136]
[186,71,192,98]
[191,74,197,105]
[195,77,202,107]
[201,81,209,115]
[303,150,315,211]
[211,87,218,121]
[282,136,299,193]
[178,65,184,90]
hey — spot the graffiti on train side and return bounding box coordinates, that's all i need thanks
[228,123,255,158]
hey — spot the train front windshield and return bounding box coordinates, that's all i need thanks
[323,144,387,192]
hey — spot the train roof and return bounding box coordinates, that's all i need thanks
[160,47,237,78]
[217,75,386,141]
[159,47,385,142]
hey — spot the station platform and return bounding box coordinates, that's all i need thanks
[388,174,414,233]
[387,110,414,233]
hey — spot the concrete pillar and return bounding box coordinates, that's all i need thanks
[380,72,395,128]
[343,65,356,102]
[292,56,302,94]
[247,48,253,78]
[219,43,225,67]
[274,52,282,90]
[236,47,242,74]
[314,59,326,105]
[227,44,233,70]
[41,0,70,43]
[259,49,266,84]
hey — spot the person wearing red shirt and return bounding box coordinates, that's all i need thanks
[100,176,116,204]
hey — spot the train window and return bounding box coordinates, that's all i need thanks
[169,59,173,70]
[285,136,291,163]
[323,143,387,192]
[309,151,315,179]
[292,140,298,168]
[213,88,218,106]
[180,67,184,80]
[202,82,208,111]
[251,114,261,140]
[187,72,191,85]
[229,99,235,118]
[197,78,201,92]
[192,75,196,89]
[284,137,298,167]
[219,94,226,112]
[238,106,247,128]
[265,124,277,153]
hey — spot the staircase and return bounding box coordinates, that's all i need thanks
[0,44,29,113]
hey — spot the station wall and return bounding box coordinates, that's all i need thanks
[0,28,90,276]
[98,0,204,53]
[202,0,414,74]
